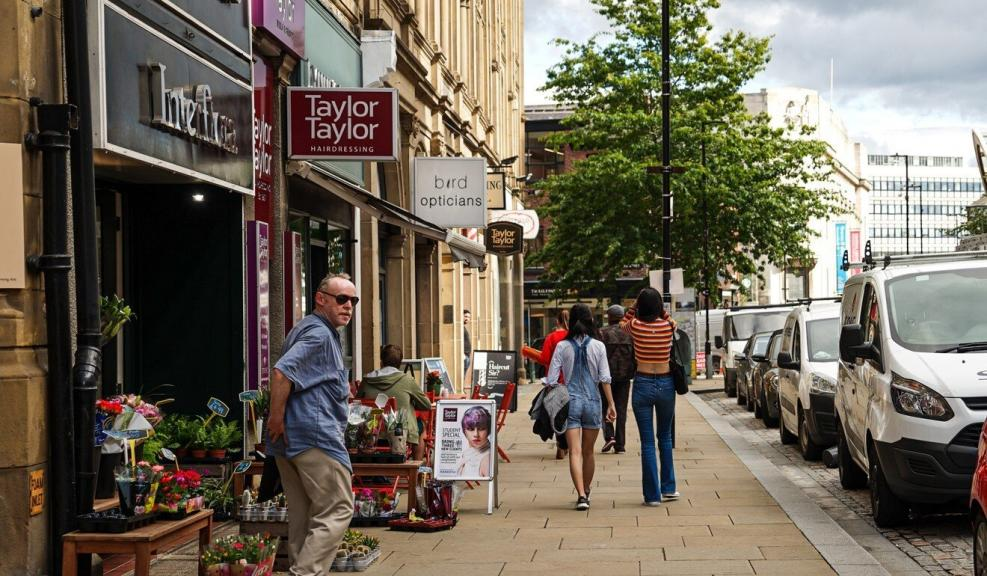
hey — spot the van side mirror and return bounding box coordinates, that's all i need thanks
[750,354,766,363]
[715,336,724,349]
[839,324,873,362]
[777,351,799,370]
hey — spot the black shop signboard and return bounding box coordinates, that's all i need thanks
[485,221,523,256]
[471,350,518,412]
[91,0,254,194]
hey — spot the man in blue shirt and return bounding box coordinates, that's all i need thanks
[268,273,358,576]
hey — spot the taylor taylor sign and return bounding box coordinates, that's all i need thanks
[287,87,398,161]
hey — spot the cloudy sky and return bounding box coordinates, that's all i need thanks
[524,0,987,159]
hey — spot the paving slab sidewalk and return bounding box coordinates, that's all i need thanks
[124,384,867,576]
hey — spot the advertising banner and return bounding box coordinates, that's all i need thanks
[471,350,518,412]
[287,87,399,161]
[252,0,305,57]
[246,222,271,390]
[487,172,507,209]
[434,399,497,481]
[835,223,848,294]
[414,157,487,228]
[284,231,304,334]
[254,59,275,223]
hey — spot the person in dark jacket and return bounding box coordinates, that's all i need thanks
[600,304,635,454]
[357,344,432,460]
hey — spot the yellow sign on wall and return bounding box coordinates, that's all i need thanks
[29,469,44,516]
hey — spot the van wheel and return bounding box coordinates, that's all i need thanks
[726,371,737,397]
[798,407,822,460]
[975,511,987,576]
[837,421,867,489]
[869,442,907,527]
[779,412,797,445]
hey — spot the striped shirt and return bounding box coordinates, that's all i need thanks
[620,310,674,363]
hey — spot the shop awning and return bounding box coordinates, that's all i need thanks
[286,161,447,242]
[446,232,487,270]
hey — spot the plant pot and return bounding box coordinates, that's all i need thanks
[174,447,188,459]
[95,451,123,499]
[208,449,227,460]
[190,448,207,459]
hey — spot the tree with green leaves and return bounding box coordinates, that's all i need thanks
[947,202,987,237]
[531,0,846,300]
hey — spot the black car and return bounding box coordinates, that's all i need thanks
[739,332,773,412]
[751,329,782,425]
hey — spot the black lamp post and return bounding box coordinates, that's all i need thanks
[700,122,722,379]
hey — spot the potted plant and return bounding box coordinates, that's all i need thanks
[157,469,203,517]
[188,418,209,460]
[200,534,278,576]
[202,478,235,520]
[253,387,270,452]
[206,420,242,460]
[100,294,134,347]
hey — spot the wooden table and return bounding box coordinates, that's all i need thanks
[62,509,213,576]
[352,460,422,514]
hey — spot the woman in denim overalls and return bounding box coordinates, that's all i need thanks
[546,304,616,510]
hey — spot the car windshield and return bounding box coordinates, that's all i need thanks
[807,318,839,362]
[728,311,791,341]
[886,267,987,353]
[767,334,783,360]
[752,335,771,356]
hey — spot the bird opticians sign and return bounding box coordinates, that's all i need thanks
[287,87,398,161]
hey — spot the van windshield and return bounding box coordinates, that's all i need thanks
[886,267,987,353]
[727,311,790,341]
[807,319,839,362]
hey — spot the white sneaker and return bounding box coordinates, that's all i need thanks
[661,491,680,501]
[643,501,661,507]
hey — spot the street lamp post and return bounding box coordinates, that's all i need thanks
[891,153,911,255]
[660,0,672,304]
[702,135,711,378]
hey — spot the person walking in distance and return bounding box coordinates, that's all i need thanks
[267,273,358,575]
[621,287,679,505]
[463,309,473,379]
[600,304,635,454]
[522,310,571,459]
[546,303,616,510]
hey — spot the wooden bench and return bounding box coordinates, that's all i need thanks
[62,509,213,576]
[352,460,422,514]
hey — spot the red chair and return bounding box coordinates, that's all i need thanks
[495,383,516,463]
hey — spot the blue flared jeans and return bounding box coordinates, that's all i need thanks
[631,374,677,503]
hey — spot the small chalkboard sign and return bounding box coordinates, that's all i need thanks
[105,428,151,441]
[423,357,454,395]
[471,350,518,411]
[239,390,260,402]
[233,460,253,474]
[207,397,230,417]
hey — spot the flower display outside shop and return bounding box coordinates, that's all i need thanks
[157,469,204,515]
[201,533,278,576]
[426,370,443,396]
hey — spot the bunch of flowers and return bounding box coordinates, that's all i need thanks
[158,469,202,506]
[426,371,443,395]
[201,533,279,575]
[108,394,164,425]
[96,399,125,416]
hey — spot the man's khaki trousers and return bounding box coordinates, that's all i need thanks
[276,449,354,576]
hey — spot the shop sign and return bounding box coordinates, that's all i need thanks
[471,351,518,412]
[29,470,44,516]
[247,221,270,391]
[487,173,507,209]
[413,158,487,228]
[433,399,498,481]
[251,0,305,57]
[94,3,253,194]
[489,209,541,240]
[165,0,252,56]
[485,221,523,256]
[254,59,275,223]
[287,88,398,161]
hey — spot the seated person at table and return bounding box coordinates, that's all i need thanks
[357,344,432,460]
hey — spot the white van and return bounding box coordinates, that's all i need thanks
[777,301,842,460]
[718,305,795,397]
[696,309,726,377]
[835,252,987,527]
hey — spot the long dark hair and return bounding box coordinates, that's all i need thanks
[635,287,666,322]
[566,303,600,340]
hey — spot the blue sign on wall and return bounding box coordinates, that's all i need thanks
[835,223,848,294]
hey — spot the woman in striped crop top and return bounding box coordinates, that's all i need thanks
[620,287,680,505]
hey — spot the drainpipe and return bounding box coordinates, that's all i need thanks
[26,100,78,576]
[64,0,102,520]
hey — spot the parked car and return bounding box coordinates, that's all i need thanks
[719,304,795,397]
[751,330,783,427]
[697,308,727,377]
[970,419,987,575]
[737,333,771,409]
[836,252,987,527]
[777,301,842,459]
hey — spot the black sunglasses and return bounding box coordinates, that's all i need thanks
[318,291,360,306]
